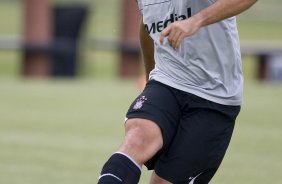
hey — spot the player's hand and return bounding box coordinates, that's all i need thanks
[160,18,201,49]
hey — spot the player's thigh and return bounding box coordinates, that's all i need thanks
[155,103,240,183]
[126,80,181,147]
[125,80,182,166]
[119,118,163,164]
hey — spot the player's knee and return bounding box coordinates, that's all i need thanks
[120,118,163,163]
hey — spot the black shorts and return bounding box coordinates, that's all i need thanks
[126,80,240,184]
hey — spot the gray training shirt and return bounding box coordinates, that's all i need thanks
[138,0,243,106]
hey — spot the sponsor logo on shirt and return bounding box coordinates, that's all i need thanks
[145,7,192,34]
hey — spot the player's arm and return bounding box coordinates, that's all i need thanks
[160,0,258,49]
[139,17,154,81]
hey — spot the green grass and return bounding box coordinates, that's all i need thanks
[0,51,19,77]
[0,79,137,184]
[0,2,21,35]
[0,79,282,184]
[237,20,282,41]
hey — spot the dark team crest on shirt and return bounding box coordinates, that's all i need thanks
[133,96,147,110]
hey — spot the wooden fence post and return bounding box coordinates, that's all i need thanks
[119,0,141,77]
[22,0,53,77]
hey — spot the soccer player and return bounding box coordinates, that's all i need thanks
[98,0,257,183]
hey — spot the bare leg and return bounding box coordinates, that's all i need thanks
[118,118,163,166]
[98,118,163,184]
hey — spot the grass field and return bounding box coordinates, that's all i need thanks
[0,79,282,184]
[0,0,282,184]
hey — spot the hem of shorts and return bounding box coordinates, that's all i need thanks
[155,168,175,183]
[125,114,166,143]
[150,77,243,106]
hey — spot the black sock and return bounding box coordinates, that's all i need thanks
[98,152,141,184]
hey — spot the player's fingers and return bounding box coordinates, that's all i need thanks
[169,31,181,49]
[175,34,185,49]
[160,26,171,44]
[167,30,177,47]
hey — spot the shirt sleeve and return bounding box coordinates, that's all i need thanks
[136,0,143,14]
